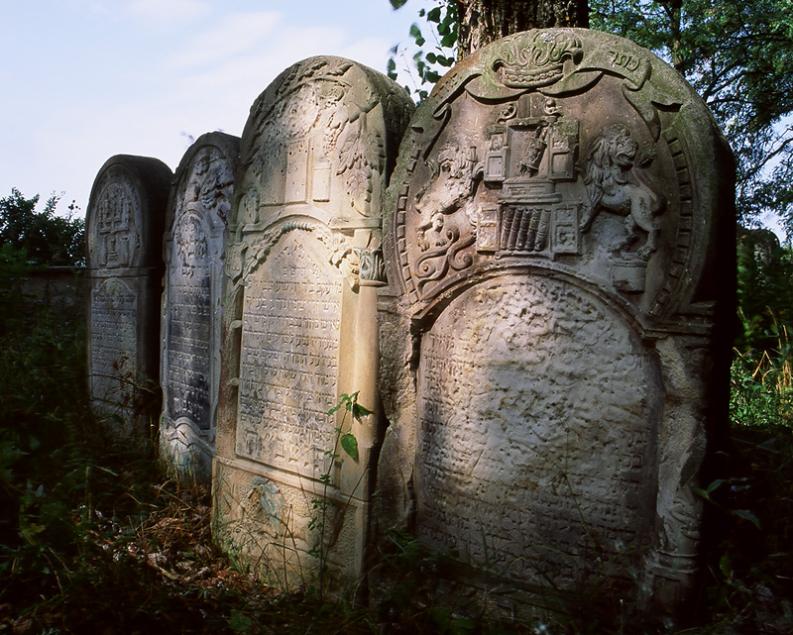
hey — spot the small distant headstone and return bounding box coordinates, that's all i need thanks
[377,28,734,616]
[160,133,239,481]
[213,56,412,589]
[86,155,172,435]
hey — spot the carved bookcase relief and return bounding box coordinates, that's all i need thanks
[378,29,734,619]
[86,155,172,437]
[213,56,413,590]
[160,133,239,482]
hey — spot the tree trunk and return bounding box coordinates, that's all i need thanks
[455,0,589,59]
[660,0,685,73]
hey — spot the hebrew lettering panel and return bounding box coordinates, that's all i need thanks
[236,234,342,474]
[417,276,657,590]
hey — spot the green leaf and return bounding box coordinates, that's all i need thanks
[352,401,373,421]
[425,52,437,64]
[427,7,441,22]
[719,554,733,580]
[326,403,341,416]
[409,23,422,40]
[732,509,762,529]
[389,0,408,9]
[706,478,725,494]
[692,486,710,502]
[340,433,359,462]
[440,32,456,48]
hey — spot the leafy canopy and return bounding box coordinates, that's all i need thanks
[389,0,793,235]
[589,0,793,233]
[0,188,85,266]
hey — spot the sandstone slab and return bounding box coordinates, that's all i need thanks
[86,155,172,436]
[160,133,239,481]
[377,28,734,616]
[212,56,413,589]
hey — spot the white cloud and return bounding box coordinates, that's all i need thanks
[168,11,282,69]
[0,3,417,215]
[126,0,211,22]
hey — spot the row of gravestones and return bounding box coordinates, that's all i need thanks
[85,29,734,617]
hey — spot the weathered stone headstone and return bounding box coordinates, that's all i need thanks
[377,29,734,616]
[213,56,413,588]
[86,155,172,435]
[160,133,239,481]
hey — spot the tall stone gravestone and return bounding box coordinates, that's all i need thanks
[160,133,239,481]
[213,57,413,588]
[377,29,734,615]
[87,155,172,435]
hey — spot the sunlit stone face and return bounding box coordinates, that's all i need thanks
[417,276,656,590]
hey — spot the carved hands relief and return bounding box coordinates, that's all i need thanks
[393,29,692,316]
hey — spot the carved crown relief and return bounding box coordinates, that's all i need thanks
[392,28,698,319]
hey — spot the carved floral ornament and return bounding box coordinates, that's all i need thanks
[392,28,699,319]
[226,219,363,290]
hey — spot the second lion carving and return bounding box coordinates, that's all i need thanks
[579,124,664,260]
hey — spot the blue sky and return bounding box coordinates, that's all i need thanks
[0,0,432,217]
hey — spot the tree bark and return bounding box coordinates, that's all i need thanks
[455,0,589,59]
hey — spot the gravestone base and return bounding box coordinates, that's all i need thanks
[212,456,368,592]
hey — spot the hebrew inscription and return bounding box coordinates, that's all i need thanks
[417,276,656,588]
[161,134,237,478]
[89,278,137,411]
[167,216,212,428]
[236,234,342,475]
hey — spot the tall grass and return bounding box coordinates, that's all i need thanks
[731,310,793,429]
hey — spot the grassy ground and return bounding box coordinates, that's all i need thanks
[1,278,792,634]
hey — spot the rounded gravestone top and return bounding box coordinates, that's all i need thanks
[86,154,173,270]
[386,28,733,326]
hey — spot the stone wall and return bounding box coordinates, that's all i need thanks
[17,266,88,319]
